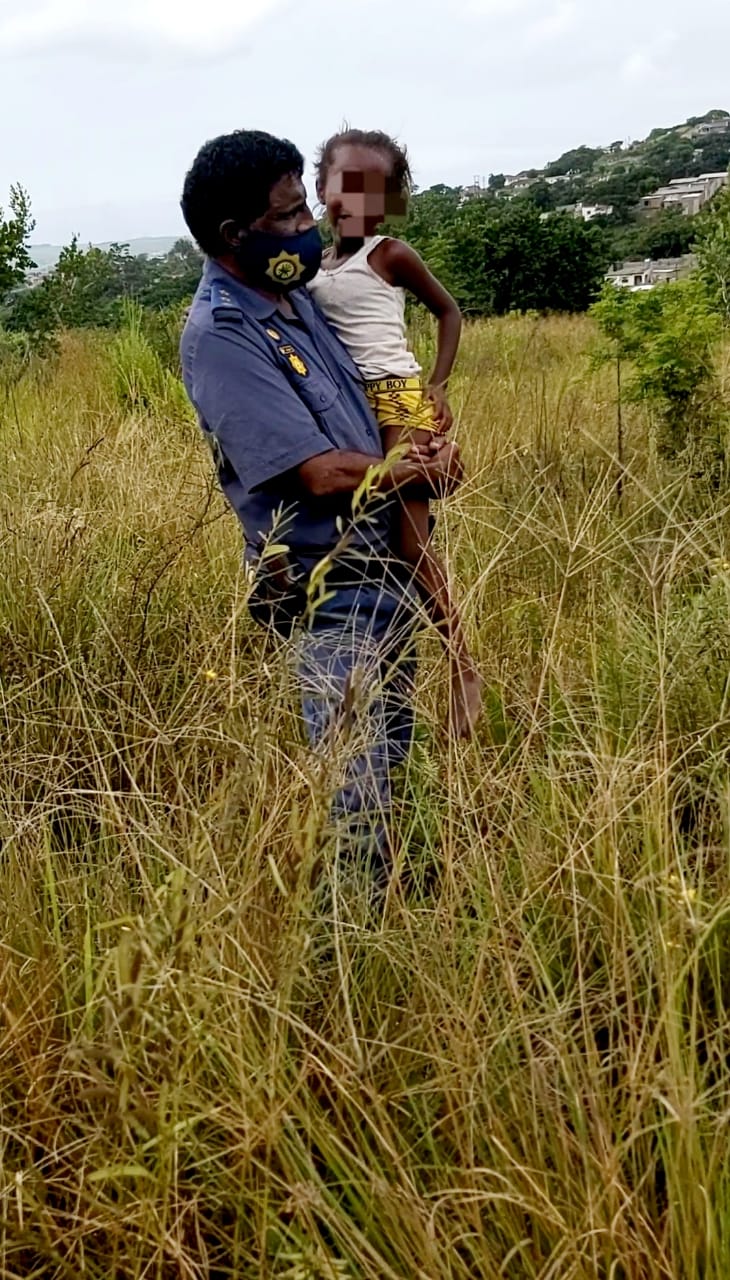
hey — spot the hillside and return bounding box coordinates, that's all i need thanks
[29,236,184,271]
[459,108,728,272]
[497,108,730,212]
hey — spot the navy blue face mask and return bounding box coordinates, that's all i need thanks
[233,225,323,292]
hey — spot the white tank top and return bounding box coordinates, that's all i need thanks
[307,236,421,380]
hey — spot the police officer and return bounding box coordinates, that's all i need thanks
[180,129,463,874]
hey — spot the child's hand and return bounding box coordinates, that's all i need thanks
[425,384,453,434]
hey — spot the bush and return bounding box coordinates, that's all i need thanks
[591,279,726,466]
[110,299,192,420]
[695,186,730,322]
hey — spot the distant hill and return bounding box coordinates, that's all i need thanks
[472,108,730,268]
[28,236,187,270]
[493,108,730,219]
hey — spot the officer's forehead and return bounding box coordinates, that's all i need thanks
[267,172,307,210]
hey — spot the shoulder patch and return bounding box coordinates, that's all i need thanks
[210,281,243,324]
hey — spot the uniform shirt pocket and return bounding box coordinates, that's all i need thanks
[295,374,339,416]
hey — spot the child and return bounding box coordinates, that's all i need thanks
[308,127,482,739]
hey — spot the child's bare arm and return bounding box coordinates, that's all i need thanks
[374,238,462,431]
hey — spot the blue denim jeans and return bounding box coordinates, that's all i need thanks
[294,577,418,873]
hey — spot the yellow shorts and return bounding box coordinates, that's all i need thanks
[364,376,439,435]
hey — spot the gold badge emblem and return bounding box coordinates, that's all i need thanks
[288,353,308,376]
[279,344,308,375]
[265,250,306,285]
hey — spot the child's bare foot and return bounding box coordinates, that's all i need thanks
[450,668,483,739]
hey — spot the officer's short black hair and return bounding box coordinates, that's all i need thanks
[181,130,305,257]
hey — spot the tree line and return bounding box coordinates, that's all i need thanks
[0,154,728,346]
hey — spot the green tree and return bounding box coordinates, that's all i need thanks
[404,185,463,256]
[609,208,697,263]
[545,145,603,178]
[0,186,35,299]
[138,239,203,309]
[526,180,557,213]
[591,279,723,460]
[406,195,606,316]
[686,109,730,126]
[694,185,730,319]
[4,236,203,338]
[688,135,730,175]
[419,196,496,312]
[643,132,695,180]
[479,204,604,315]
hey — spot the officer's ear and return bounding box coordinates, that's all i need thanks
[219,219,245,249]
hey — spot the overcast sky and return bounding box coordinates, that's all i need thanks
[1,0,728,245]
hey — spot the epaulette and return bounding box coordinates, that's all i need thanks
[210,280,244,325]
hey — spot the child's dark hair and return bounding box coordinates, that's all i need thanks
[315,127,412,197]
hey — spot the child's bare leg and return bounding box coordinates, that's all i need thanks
[384,424,482,738]
[400,498,482,738]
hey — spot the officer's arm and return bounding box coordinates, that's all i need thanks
[297,441,464,499]
[191,326,462,498]
[191,326,335,492]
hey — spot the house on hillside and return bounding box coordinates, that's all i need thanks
[539,202,612,223]
[503,171,535,193]
[576,202,614,221]
[606,255,696,291]
[638,172,728,217]
[607,261,654,290]
[693,119,730,137]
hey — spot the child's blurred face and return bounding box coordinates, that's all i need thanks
[321,144,407,239]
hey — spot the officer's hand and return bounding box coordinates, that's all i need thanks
[421,440,464,496]
[405,433,452,464]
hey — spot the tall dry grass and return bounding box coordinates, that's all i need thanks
[1,315,729,1278]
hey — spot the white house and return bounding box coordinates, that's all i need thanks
[576,202,614,221]
[503,171,536,193]
[606,255,696,291]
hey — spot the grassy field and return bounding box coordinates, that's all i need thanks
[1,313,730,1278]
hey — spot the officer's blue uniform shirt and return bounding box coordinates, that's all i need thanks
[180,259,392,573]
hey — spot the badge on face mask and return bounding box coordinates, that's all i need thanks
[265,250,308,285]
[234,226,323,292]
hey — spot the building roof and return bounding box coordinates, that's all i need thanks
[607,261,651,275]
[653,186,703,198]
[606,254,696,278]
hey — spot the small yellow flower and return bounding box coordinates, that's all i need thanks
[203,669,218,681]
[685,888,697,903]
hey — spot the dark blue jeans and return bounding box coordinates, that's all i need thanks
[293,578,418,872]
